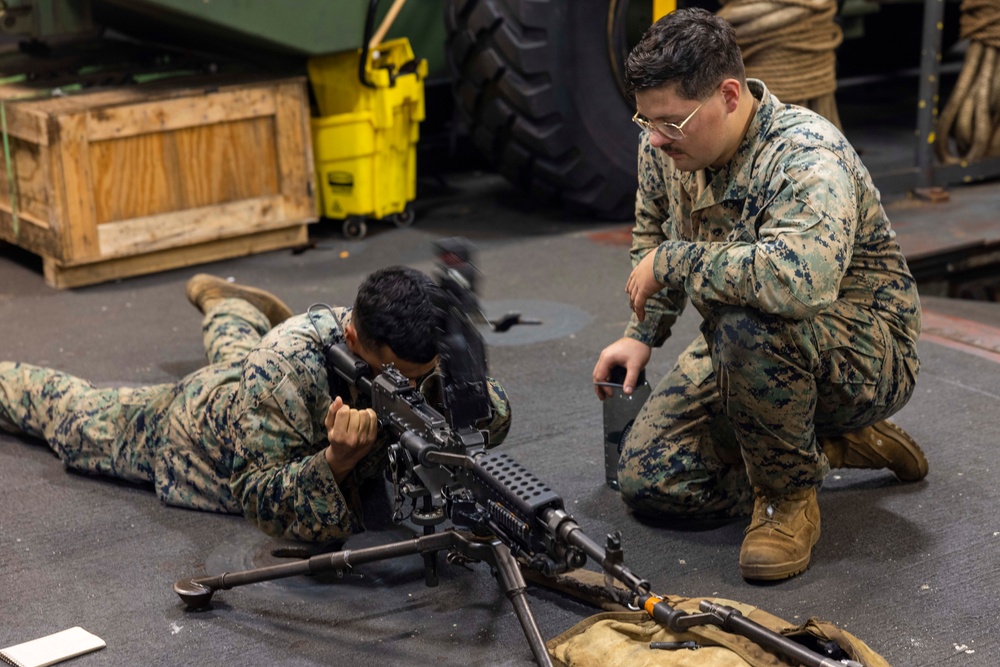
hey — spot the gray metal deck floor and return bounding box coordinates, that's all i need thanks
[2,172,999,666]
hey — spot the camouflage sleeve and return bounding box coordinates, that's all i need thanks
[229,349,362,544]
[625,138,685,346]
[650,146,856,320]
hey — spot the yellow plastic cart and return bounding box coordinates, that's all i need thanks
[308,37,427,239]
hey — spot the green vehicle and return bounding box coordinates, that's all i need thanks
[0,0,959,223]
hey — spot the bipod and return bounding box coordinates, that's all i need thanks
[173,528,555,667]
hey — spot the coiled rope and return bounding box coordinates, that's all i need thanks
[935,0,1000,164]
[717,0,844,129]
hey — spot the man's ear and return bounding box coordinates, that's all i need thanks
[720,78,742,113]
[343,323,358,353]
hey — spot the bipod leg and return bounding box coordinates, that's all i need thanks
[173,530,457,609]
[478,538,552,667]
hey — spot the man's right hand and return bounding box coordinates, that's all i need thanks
[324,396,378,483]
[592,337,652,400]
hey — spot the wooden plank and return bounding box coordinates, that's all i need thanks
[13,79,212,117]
[273,80,317,220]
[43,134,68,259]
[0,83,44,98]
[0,207,58,256]
[168,116,278,213]
[15,74,301,117]
[89,127,181,225]
[0,137,52,223]
[0,77,305,146]
[52,113,99,260]
[89,116,279,224]
[42,224,309,289]
[0,98,51,145]
[40,141,59,232]
[0,207,51,231]
[95,195,299,258]
[86,86,277,141]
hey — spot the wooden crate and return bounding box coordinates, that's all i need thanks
[0,75,316,288]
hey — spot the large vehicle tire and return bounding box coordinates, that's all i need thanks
[445,0,642,220]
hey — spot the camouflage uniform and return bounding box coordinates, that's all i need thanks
[618,79,921,519]
[0,299,511,543]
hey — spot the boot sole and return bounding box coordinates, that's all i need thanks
[739,516,820,582]
[739,553,812,581]
[873,420,929,482]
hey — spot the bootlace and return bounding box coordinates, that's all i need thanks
[749,497,782,531]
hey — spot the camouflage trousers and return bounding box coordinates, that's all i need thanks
[618,302,916,520]
[0,299,270,512]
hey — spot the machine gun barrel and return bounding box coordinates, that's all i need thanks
[538,507,648,594]
[634,594,862,667]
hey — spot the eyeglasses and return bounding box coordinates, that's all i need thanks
[632,99,707,141]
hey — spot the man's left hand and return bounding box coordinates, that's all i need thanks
[626,249,665,322]
[324,396,378,484]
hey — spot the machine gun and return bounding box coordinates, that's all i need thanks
[173,239,862,667]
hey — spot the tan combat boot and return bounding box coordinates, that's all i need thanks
[821,420,928,482]
[739,487,820,581]
[185,273,294,327]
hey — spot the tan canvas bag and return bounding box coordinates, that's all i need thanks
[546,595,891,667]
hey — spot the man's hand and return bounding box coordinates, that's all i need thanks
[324,396,378,483]
[626,250,665,323]
[593,337,652,400]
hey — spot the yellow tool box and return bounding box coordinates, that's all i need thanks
[308,37,426,239]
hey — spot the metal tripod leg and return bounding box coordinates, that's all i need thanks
[173,531,457,608]
[173,530,554,667]
[482,539,553,667]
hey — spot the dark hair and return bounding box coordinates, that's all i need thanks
[352,265,441,364]
[625,8,745,101]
